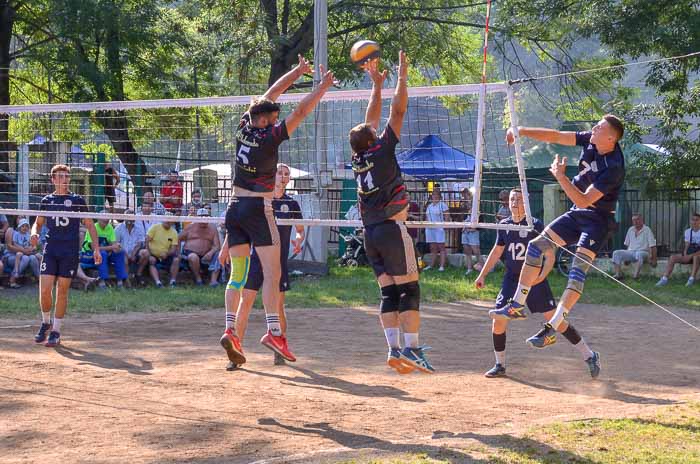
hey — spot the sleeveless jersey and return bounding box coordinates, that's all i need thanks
[233,112,289,192]
[39,192,88,256]
[496,217,544,279]
[351,125,408,226]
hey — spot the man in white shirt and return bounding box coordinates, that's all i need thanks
[115,209,145,279]
[612,213,657,280]
[657,212,700,287]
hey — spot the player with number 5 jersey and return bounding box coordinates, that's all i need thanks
[349,52,434,374]
[218,55,336,368]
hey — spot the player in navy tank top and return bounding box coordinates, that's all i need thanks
[491,115,626,379]
[30,164,102,348]
[475,189,592,378]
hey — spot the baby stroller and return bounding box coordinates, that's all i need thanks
[337,228,368,267]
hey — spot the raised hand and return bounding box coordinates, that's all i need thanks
[397,50,408,81]
[550,154,568,181]
[296,54,312,76]
[366,59,387,87]
[319,64,337,89]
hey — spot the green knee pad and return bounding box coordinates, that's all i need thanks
[227,256,250,290]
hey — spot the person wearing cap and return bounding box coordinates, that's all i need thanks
[161,169,183,215]
[3,217,41,288]
[179,208,220,286]
[115,209,145,281]
[182,189,205,218]
[81,211,129,289]
[145,214,180,288]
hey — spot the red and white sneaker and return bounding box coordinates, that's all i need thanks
[220,328,246,365]
[260,331,296,362]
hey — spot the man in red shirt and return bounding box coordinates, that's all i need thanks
[161,169,183,214]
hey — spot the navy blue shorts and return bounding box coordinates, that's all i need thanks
[41,253,79,279]
[244,253,290,293]
[496,276,556,314]
[548,209,615,253]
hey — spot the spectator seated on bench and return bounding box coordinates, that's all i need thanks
[80,213,128,290]
[612,213,657,280]
[3,218,41,288]
[178,208,220,287]
[143,215,180,288]
[656,212,700,287]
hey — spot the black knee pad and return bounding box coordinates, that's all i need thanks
[561,324,582,345]
[397,281,420,312]
[379,284,400,313]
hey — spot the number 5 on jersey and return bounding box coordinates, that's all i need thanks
[237,145,250,165]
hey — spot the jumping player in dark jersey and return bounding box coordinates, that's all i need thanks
[218,55,335,368]
[349,52,434,374]
[30,164,101,347]
[491,115,626,378]
[229,163,304,369]
[475,189,597,378]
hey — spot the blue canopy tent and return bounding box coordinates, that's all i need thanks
[395,135,475,180]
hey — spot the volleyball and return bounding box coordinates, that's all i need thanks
[350,40,381,67]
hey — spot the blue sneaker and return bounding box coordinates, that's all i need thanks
[34,322,52,344]
[526,323,557,349]
[387,348,414,374]
[586,351,601,379]
[399,347,435,374]
[45,331,61,347]
[489,301,528,321]
[484,363,506,378]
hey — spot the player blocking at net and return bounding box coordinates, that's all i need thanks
[491,115,626,378]
[218,55,336,367]
[475,189,596,378]
[31,164,102,347]
[350,51,434,374]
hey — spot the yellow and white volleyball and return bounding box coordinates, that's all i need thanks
[350,40,381,68]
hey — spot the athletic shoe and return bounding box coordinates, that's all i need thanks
[273,352,286,366]
[655,277,668,287]
[438,267,445,272]
[484,363,506,378]
[156,281,164,288]
[226,362,240,371]
[686,277,695,287]
[586,351,601,379]
[489,301,527,320]
[260,331,297,362]
[220,328,246,365]
[387,348,414,374]
[34,322,52,344]
[399,347,435,374]
[464,269,473,276]
[45,331,61,347]
[423,266,432,271]
[169,280,177,288]
[526,323,558,349]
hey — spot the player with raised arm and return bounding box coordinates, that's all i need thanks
[219,55,335,367]
[31,164,102,347]
[476,189,596,378]
[349,52,434,374]
[227,164,304,370]
[490,115,626,378]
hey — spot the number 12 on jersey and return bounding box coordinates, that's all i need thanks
[508,242,526,261]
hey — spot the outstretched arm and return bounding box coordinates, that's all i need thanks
[387,50,408,139]
[506,127,576,146]
[284,65,336,136]
[263,55,312,102]
[365,60,387,130]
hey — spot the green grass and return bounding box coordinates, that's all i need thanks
[1,264,698,317]
[336,403,700,464]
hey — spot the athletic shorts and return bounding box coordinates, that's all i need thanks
[548,209,615,253]
[244,252,290,293]
[154,255,176,268]
[225,197,279,248]
[496,276,556,314]
[40,253,79,279]
[365,220,418,277]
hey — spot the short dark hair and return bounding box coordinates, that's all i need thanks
[248,97,281,121]
[51,164,70,177]
[603,114,624,141]
[349,123,377,153]
[692,212,700,219]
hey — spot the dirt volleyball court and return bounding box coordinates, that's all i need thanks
[1,301,699,463]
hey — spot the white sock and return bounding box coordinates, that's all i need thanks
[384,327,401,349]
[404,332,419,349]
[512,283,531,306]
[225,312,236,330]
[41,312,51,324]
[548,302,569,329]
[495,350,506,366]
[52,318,63,333]
[574,339,594,360]
[266,314,282,336]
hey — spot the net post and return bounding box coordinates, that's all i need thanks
[18,144,29,210]
[506,83,533,227]
[93,152,105,211]
[470,86,486,228]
